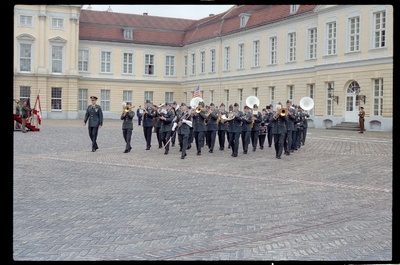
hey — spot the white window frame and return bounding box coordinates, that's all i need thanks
[165,55,175,76]
[372,8,387,49]
[19,14,33,27]
[373,78,383,116]
[123,29,133,40]
[78,49,89,72]
[307,27,317,59]
[348,15,360,52]
[269,36,277,65]
[78,89,88,111]
[238,43,245,69]
[51,87,62,110]
[100,50,112,73]
[200,51,206,74]
[165,92,174,103]
[123,52,134,75]
[224,46,231,71]
[325,19,337,56]
[327,82,334,115]
[100,90,111,112]
[51,17,65,30]
[190,53,196,75]
[252,40,260,67]
[19,42,32,72]
[183,55,188,76]
[290,5,299,14]
[123,90,133,105]
[144,54,155,75]
[287,31,297,62]
[210,49,216,73]
[51,44,64,74]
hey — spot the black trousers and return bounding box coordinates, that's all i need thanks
[230,131,240,156]
[188,128,194,144]
[284,130,293,153]
[207,130,217,151]
[302,127,308,145]
[274,133,285,157]
[171,128,177,145]
[88,126,99,150]
[241,131,251,152]
[178,133,189,157]
[143,126,153,149]
[267,126,273,147]
[259,134,266,148]
[122,128,132,151]
[218,129,225,149]
[161,130,172,151]
[291,130,298,150]
[251,130,259,150]
[155,127,162,147]
[194,131,205,152]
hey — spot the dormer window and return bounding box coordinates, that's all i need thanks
[290,5,300,14]
[123,29,133,40]
[239,13,250,28]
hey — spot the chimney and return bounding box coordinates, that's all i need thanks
[209,14,215,17]
[143,13,148,16]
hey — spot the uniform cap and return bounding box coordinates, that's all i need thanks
[90,96,98,100]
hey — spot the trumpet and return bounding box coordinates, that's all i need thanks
[274,107,287,119]
[195,106,203,113]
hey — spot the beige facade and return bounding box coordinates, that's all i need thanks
[13,5,393,131]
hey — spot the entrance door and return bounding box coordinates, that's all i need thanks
[345,81,361,122]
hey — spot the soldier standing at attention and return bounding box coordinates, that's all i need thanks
[358,106,365,133]
[84,96,103,152]
[121,102,135,153]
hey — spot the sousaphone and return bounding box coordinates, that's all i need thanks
[299,97,314,111]
[190,97,204,109]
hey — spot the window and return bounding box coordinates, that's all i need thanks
[165,92,174,103]
[200,51,205,74]
[78,89,88,111]
[145,54,154,75]
[349,17,360,52]
[78,50,89,72]
[19,86,31,102]
[269,36,277,64]
[287,32,296,62]
[20,43,32,72]
[290,5,299,14]
[238,89,243,109]
[224,46,230,71]
[100,90,110,111]
[100,51,112,73]
[269,86,275,107]
[51,87,62,110]
[145,91,153,103]
[253,87,258,97]
[373,11,386,48]
[225,89,229,107]
[210,90,214,103]
[238,43,245,69]
[19,15,33,27]
[123,52,134,74]
[51,45,63,73]
[308,84,315,115]
[183,92,187,104]
[123,29,133,40]
[252,40,260,67]
[183,55,188,76]
[51,18,64,29]
[326,22,337,55]
[165,55,175,76]
[239,14,250,28]
[123,90,133,105]
[327,82,334,115]
[373,79,383,116]
[190,53,196,75]
[308,28,317,59]
[210,49,216,73]
[288,85,294,102]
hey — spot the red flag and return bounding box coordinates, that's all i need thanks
[33,95,42,125]
[193,85,200,98]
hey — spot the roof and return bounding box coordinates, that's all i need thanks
[79,5,317,46]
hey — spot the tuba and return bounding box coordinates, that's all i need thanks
[190,97,204,109]
[299,96,314,111]
[246,96,260,128]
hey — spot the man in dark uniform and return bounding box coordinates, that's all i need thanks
[226,104,233,149]
[171,101,179,147]
[217,103,227,151]
[284,100,296,155]
[258,108,268,149]
[250,104,262,151]
[358,106,365,133]
[266,104,274,147]
[153,104,163,149]
[120,102,135,153]
[206,103,219,153]
[241,105,252,154]
[177,103,192,159]
[142,99,156,150]
[230,103,243,157]
[159,102,175,155]
[84,96,103,152]
[192,101,207,155]
[187,106,194,150]
[271,103,288,159]
[294,105,304,149]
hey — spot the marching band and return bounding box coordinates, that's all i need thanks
[117,96,313,159]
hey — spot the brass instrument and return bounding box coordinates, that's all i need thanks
[299,96,314,111]
[274,107,287,119]
[195,106,203,113]
[122,101,135,112]
[220,111,235,123]
[216,111,222,125]
[125,105,131,112]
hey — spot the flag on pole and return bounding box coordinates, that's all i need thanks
[33,95,42,125]
[193,85,201,98]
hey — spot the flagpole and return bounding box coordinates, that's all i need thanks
[30,89,40,126]
[30,96,38,125]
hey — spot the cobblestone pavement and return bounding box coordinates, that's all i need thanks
[13,119,393,261]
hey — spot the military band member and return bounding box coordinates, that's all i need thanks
[177,103,192,159]
[217,103,228,151]
[241,106,252,154]
[294,105,304,150]
[187,106,194,150]
[83,96,103,152]
[258,108,268,150]
[171,101,179,146]
[250,104,262,152]
[230,103,243,157]
[227,104,234,149]
[272,103,288,159]
[358,106,365,133]
[120,102,135,153]
[142,99,156,150]
[302,108,310,145]
[153,104,163,149]
[206,103,219,153]
[192,101,207,155]
[266,104,274,147]
[284,100,296,155]
[159,102,175,155]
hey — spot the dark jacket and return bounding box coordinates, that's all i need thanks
[192,109,207,132]
[142,106,156,127]
[160,108,175,132]
[121,110,135,129]
[271,114,288,134]
[84,104,103,127]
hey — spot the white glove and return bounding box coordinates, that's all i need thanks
[172,122,177,131]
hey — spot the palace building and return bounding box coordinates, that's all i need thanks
[13,5,393,131]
